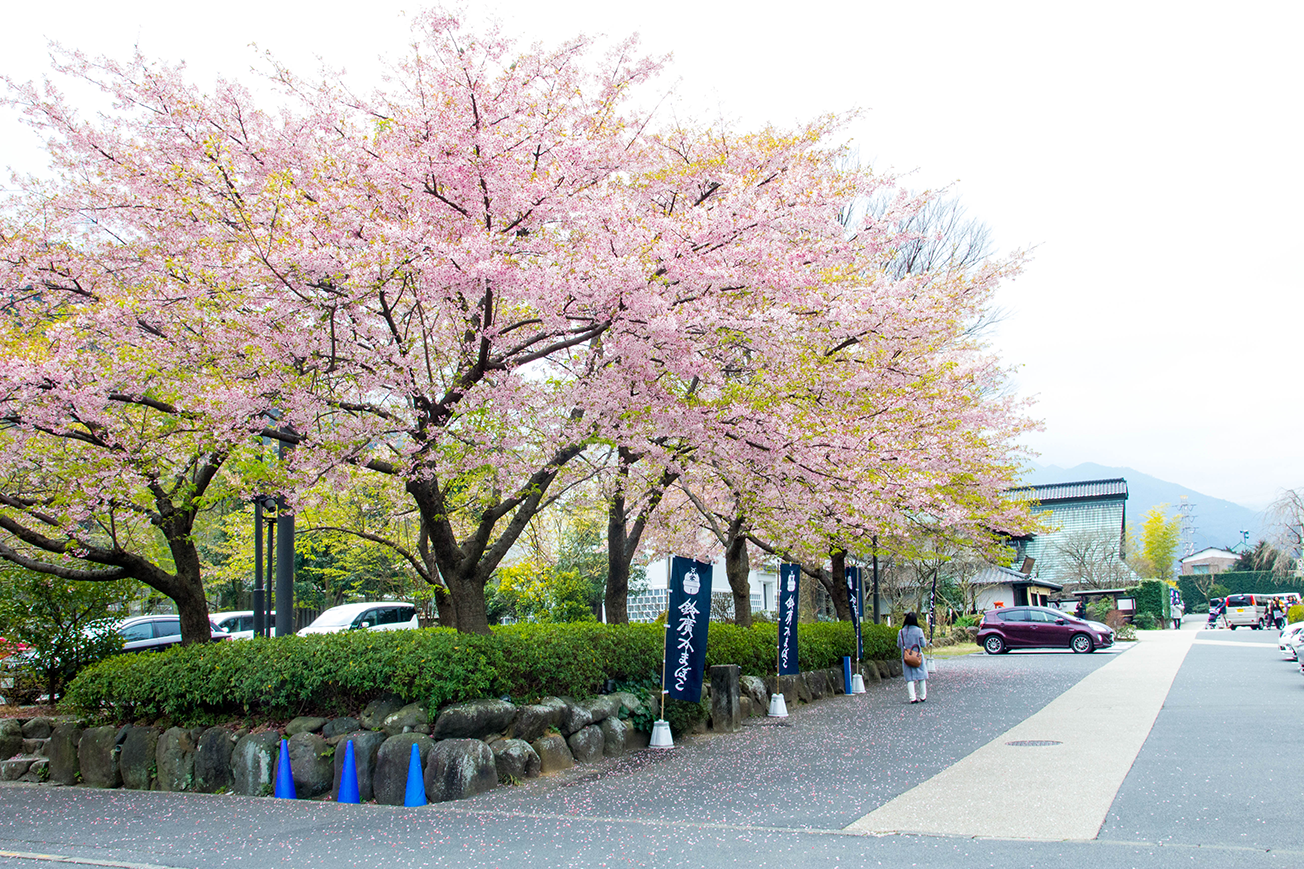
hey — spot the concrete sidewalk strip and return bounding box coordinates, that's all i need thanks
[1191,639,1280,649]
[844,632,1196,841]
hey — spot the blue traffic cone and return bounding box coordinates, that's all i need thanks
[274,738,297,799]
[337,739,360,804]
[403,742,426,807]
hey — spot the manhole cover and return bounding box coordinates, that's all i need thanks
[1005,739,1063,747]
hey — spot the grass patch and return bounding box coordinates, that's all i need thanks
[930,643,981,658]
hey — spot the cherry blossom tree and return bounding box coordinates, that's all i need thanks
[1,12,1037,637]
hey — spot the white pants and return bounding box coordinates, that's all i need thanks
[907,680,928,701]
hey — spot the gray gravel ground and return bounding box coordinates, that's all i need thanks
[0,627,1295,868]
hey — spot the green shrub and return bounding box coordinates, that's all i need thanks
[64,619,905,726]
[953,614,978,629]
[1133,612,1158,630]
[1115,622,1137,641]
[1289,605,1304,624]
[1134,581,1169,622]
[1088,601,1112,624]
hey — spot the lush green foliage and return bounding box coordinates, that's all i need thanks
[1133,580,1170,622]
[1177,572,1304,611]
[65,620,900,725]
[1132,612,1158,630]
[1130,507,1181,579]
[1289,605,1304,624]
[0,566,129,702]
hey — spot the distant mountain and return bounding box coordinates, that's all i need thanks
[1020,461,1265,555]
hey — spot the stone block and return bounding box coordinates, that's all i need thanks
[332,730,386,803]
[805,670,828,700]
[322,717,360,739]
[373,733,434,806]
[491,739,540,781]
[46,723,82,786]
[887,659,902,678]
[511,703,563,743]
[740,675,768,711]
[599,717,627,757]
[555,698,593,736]
[0,719,23,760]
[432,698,516,741]
[578,695,620,725]
[382,702,429,736]
[285,716,328,736]
[612,692,642,715]
[21,718,53,739]
[119,725,161,791]
[18,758,47,782]
[0,758,32,781]
[78,725,126,788]
[231,731,281,797]
[195,727,241,793]
[875,660,891,680]
[567,724,604,763]
[286,732,333,798]
[739,695,753,718]
[360,695,404,731]
[22,738,47,756]
[156,727,197,792]
[709,665,742,734]
[424,739,497,803]
[531,734,574,774]
[862,662,882,683]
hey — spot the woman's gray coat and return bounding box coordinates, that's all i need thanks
[896,624,929,682]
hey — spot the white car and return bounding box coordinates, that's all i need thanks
[1281,622,1304,659]
[210,610,277,639]
[297,602,418,635]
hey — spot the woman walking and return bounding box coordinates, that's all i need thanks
[897,612,930,704]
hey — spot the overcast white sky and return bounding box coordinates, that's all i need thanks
[3,1,1300,509]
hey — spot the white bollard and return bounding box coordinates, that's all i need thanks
[767,692,789,718]
[850,673,866,694]
[649,719,674,749]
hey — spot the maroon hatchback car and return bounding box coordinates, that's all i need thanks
[977,606,1114,654]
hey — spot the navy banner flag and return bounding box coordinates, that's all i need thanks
[664,556,714,702]
[777,563,800,675]
[844,565,863,660]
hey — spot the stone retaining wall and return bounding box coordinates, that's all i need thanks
[3,662,892,802]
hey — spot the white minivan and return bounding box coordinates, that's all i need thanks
[1223,594,1267,630]
[297,602,418,635]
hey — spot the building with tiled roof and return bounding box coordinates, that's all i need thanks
[1005,477,1135,589]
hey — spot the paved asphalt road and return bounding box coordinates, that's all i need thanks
[0,617,1298,869]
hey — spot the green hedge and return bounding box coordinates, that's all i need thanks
[64,620,900,726]
[1178,572,1304,611]
[1134,580,1170,622]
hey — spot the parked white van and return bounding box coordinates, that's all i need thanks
[1223,594,1267,630]
[297,602,418,635]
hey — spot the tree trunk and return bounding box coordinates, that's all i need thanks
[171,566,214,645]
[605,492,631,625]
[161,516,213,645]
[405,436,587,634]
[725,531,752,627]
[825,550,854,621]
[605,453,678,625]
[446,565,492,636]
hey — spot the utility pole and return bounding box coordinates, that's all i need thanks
[871,535,881,624]
[274,438,295,637]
